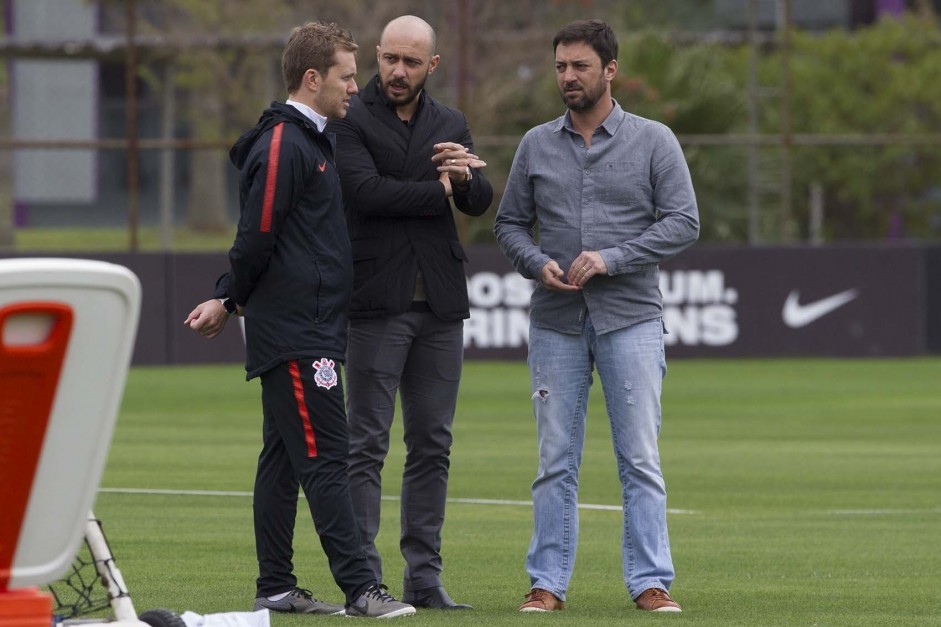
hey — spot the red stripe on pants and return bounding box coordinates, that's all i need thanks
[260,122,283,233]
[288,360,318,457]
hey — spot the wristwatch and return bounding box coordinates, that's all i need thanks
[218,297,237,315]
[453,167,472,191]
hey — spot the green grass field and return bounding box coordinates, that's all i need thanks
[12,227,233,252]
[82,358,941,625]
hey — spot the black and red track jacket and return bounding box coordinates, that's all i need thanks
[220,102,352,380]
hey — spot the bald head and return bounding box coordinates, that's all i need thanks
[375,15,439,115]
[380,15,436,57]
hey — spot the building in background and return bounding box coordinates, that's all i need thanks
[10,0,98,225]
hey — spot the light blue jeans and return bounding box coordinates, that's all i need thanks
[525,315,675,601]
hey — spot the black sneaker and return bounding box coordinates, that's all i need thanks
[253,587,345,615]
[345,584,416,619]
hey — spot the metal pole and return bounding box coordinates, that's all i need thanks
[454,0,471,242]
[159,65,175,251]
[456,0,470,115]
[125,0,139,252]
[747,0,760,244]
[779,0,794,242]
[0,75,12,248]
[809,182,823,245]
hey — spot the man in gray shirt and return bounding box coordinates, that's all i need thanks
[494,19,699,614]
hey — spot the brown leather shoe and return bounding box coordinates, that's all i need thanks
[519,588,564,612]
[635,588,681,612]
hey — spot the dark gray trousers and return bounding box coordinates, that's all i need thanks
[345,311,463,591]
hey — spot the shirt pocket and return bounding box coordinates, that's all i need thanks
[600,160,652,208]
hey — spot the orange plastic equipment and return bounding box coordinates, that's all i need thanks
[0,588,52,627]
[0,302,73,592]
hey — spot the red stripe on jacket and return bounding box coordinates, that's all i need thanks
[260,122,284,233]
[289,360,318,457]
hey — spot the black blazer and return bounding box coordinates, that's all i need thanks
[327,76,493,321]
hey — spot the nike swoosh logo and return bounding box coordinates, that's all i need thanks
[782,288,859,328]
[318,161,327,172]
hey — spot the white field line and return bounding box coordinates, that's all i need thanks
[827,508,941,515]
[97,487,699,515]
[98,488,941,516]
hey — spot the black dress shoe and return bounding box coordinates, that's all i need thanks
[402,586,472,610]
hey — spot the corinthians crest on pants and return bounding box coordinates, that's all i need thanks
[312,358,338,389]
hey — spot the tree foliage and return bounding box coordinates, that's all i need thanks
[112,1,941,243]
[784,14,941,240]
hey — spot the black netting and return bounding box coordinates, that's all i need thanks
[45,539,111,620]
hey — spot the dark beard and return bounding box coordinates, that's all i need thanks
[560,80,606,112]
[381,74,427,106]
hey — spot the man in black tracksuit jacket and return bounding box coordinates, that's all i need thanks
[325,15,493,610]
[227,102,351,378]
[185,22,414,619]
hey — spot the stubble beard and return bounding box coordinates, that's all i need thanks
[560,80,607,112]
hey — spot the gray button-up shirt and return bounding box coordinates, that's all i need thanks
[494,101,699,335]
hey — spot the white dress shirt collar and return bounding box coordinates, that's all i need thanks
[285,99,327,132]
